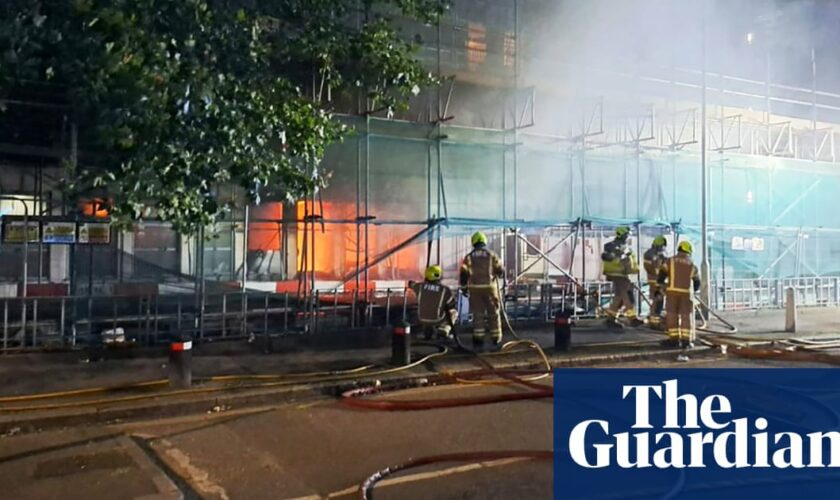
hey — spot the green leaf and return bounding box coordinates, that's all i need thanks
[1,0,440,234]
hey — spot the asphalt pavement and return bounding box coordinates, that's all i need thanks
[0,307,838,499]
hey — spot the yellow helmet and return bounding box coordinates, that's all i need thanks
[678,241,693,255]
[615,226,630,238]
[424,265,442,281]
[653,235,667,247]
[471,231,488,246]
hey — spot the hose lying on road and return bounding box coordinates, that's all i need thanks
[358,450,553,500]
[0,362,383,404]
[340,303,554,411]
[447,339,552,385]
[730,346,840,366]
[783,337,840,349]
[0,345,449,412]
[340,372,553,411]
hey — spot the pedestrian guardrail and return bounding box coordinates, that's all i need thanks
[1,276,837,352]
[711,277,840,311]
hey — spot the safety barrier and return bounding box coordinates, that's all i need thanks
[711,277,840,311]
[0,281,605,352]
[2,276,836,352]
[0,291,302,352]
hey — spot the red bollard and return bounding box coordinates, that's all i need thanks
[554,311,572,352]
[169,337,193,388]
[391,324,411,366]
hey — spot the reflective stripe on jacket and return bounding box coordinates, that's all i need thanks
[657,254,700,294]
[460,247,504,288]
[602,240,638,277]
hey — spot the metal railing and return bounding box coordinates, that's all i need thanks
[0,280,616,353]
[3,276,836,352]
[0,291,302,352]
[711,277,840,311]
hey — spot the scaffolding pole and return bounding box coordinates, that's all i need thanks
[699,0,712,309]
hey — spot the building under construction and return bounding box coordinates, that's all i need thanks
[2,0,840,349]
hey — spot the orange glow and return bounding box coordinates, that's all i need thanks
[296,200,337,276]
[467,22,487,69]
[79,199,109,218]
[294,200,424,281]
[275,280,299,294]
[249,202,282,251]
[367,225,423,280]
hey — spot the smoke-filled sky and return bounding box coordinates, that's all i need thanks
[520,0,840,94]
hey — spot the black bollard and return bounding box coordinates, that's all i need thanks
[169,336,193,388]
[554,310,572,352]
[391,323,411,366]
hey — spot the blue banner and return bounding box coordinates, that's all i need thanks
[555,368,840,499]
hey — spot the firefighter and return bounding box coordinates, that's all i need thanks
[602,226,643,328]
[657,240,700,348]
[408,265,459,340]
[643,235,668,329]
[460,231,505,348]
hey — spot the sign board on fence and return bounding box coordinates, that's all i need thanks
[78,222,111,244]
[2,220,40,243]
[730,236,744,250]
[42,221,77,244]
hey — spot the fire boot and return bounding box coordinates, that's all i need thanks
[605,317,624,330]
[627,317,645,328]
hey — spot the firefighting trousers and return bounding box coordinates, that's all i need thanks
[469,287,502,343]
[665,291,695,341]
[648,282,664,325]
[420,309,458,339]
[606,276,637,318]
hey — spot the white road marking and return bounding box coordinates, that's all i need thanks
[284,456,532,500]
[155,439,230,500]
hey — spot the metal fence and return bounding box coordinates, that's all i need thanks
[2,276,836,352]
[711,277,840,311]
[0,280,621,353]
[1,292,299,352]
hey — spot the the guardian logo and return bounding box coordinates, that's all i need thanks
[569,379,840,469]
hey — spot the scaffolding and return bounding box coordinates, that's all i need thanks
[3,1,840,348]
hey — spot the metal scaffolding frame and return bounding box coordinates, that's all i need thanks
[4,0,840,322]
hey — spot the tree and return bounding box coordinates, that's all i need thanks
[0,0,444,233]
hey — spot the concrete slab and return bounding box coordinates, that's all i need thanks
[144,385,553,499]
[0,433,181,500]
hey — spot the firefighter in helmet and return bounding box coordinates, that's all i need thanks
[643,235,668,329]
[658,240,700,347]
[460,231,505,348]
[602,226,643,328]
[408,265,459,340]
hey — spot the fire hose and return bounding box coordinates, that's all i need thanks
[0,345,450,412]
[343,290,555,497]
[358,451,553,500]
[629,282,738,336]
[339,283,553,410]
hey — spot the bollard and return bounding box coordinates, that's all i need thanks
[169,336,193,388]
[391,323,411,366]
[785,287,797,333]
[554,310,572,351]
